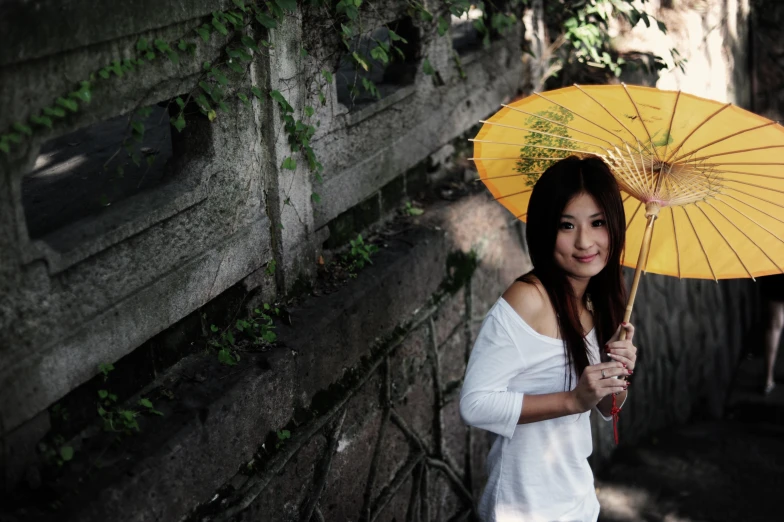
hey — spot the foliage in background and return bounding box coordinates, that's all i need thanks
[542,0,684,86]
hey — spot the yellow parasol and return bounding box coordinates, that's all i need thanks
[471,84,784,442]
[472,84,784,325]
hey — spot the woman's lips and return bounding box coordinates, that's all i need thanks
[575,253,598,263]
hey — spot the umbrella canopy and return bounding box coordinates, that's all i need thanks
[472,84,784,282]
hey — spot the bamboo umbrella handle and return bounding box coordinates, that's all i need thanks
[620,203,660,341]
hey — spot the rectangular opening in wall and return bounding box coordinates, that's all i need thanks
[336,17,420,111]
[22,101,188,241]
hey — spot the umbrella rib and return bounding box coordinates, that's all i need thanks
[500,105,621,148]
[702,162,784,166]
[471,171,545,182]
[705,200,784,273]
[476,120,611,151]
[712,169,784,180]
[669,121,778,163]
[671,206,681,279]
[664,102,732,163]
[681,206,718,281]
[622,200,644,266]
[694,203,754,280]
[620,143,648,195]
[622,83,661,162]
[570,85,655,156]
[722,186,784,211]
[723,178,784,196]
[494,188,533,202]
[469,139,604,156]
[717,193,784,226]
[677,144,784,164]
[662,90,681,162]
[607,149,647,196]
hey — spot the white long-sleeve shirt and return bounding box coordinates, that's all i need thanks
[460,297,615,522]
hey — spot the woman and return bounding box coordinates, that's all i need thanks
[460,156,638,522]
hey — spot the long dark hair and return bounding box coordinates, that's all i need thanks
[519,155,626,382]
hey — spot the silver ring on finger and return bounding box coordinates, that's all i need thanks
[601,369,606,379]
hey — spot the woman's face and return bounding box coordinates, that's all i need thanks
[554,192,610,283]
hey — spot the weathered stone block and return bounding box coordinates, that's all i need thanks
[427,468,467,521]
[389,324,430,404]
[380,175,406,214]
[433,287,466,347]
[239,433,327,522]
[374,474,414,522]
[439,328,468,389]
[441,399,469,479]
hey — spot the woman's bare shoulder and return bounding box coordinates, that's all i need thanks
[501,278,558,336]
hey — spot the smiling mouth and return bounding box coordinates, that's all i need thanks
[575,254,598,263]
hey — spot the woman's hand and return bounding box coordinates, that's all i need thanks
[570,362,630,413]
[605,322,637,371]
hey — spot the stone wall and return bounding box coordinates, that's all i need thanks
[0,0,542,455]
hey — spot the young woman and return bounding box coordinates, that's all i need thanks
[460,156,638,522]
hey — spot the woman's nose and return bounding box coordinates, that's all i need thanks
[575,227,593,249]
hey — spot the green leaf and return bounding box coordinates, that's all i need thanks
[98,389,109,399]
[99,68,111,79]
[175,97,186,109]
[210,67,229,86]
[238,92,251,106]
[154,39,171,53]
[270,90,293,112]
[218,348,237,366]
[241,35,260,52]
[274,0,297,12]
[318,90,326,105]
[321,70,333,83]
[437,16,450,37]
[210,324,220,333]
[370,46,388,64]
[60,446,74,462]
[57,97,79,112]
[251,86,264,99]
[0,140,10,154]
[44,106,67,118]
[69,81,92,102]
[311,192,321,203]
[136,38,148,51]
[422,58,435,75]
[166,50,180,64]
[232,0,247,11]
[139,398,154,409]
[6,133,21,144]
[12,122,33,136]
[281,157,297,170]
[255,12,277,29]
[352,52,369,71]
[388,29,407,43]
[132,121,145,136]
[170,114,186,132]
[196,26,211,42]
[212,17,229,35]
[304,106,315,117]
[227,60,245,73]
[145,51,156,61]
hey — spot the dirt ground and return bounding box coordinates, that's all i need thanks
[596,351,784,522]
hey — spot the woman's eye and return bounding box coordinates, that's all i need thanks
[592,220,606,227]
[559,222,574,230]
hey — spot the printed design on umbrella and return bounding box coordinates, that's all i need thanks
[514,106,582,186]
